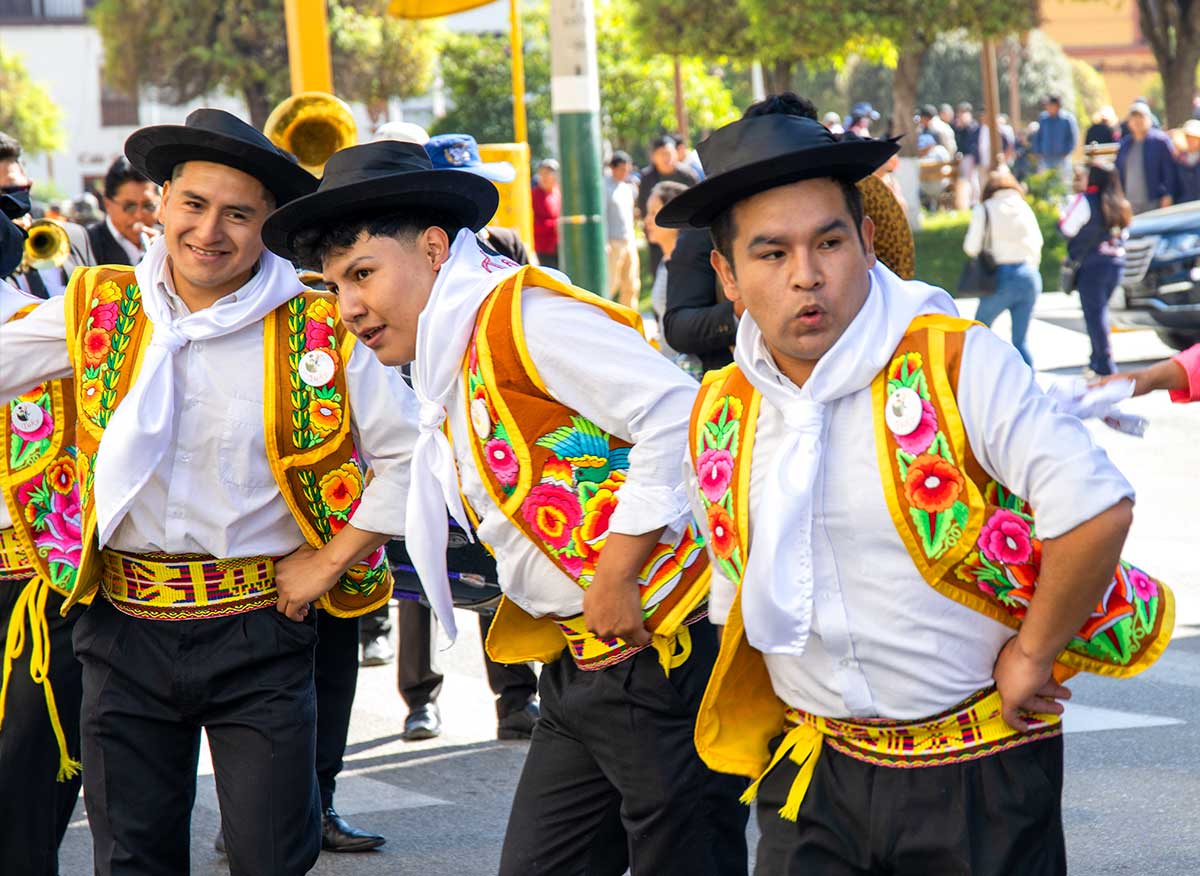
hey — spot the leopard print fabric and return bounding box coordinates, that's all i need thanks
[858,173,916,280]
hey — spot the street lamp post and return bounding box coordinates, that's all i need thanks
[549,0,607,295]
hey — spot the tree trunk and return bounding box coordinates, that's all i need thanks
[762,59,793,96]
[891,40,930,158]
[244,82,273,131]
[1161,49,1200,127]
[1136,0,1200,127]
[673,56,690,141]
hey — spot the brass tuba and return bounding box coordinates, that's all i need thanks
[21,219,70,271]
[264,92,357,176]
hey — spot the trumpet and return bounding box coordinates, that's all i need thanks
[264,92,357,176]
[20,219,70,272]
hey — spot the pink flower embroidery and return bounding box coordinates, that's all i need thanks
[520,484,582,550]
[559,553,584,579]
[90,301,120,332]
[894,399,938,455]
[696,448,734,502]
[1127,567,1157,603]
[36,488,82,569]
[978,509,1033,565]
[306,319,334,350]
[485,438,519,486]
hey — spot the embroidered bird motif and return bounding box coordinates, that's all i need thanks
[536,416,630,483]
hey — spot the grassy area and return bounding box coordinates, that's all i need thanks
[913,203,1067,295]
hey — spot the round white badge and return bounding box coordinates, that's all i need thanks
[299,349,336,387]
[11,401,45,435]
[885,387,923,436]
[470,397,492,440]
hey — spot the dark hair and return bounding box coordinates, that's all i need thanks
[290,210,458,271]
[103,156,151,200]
[650,135,676,151]
[1046,94,1062,106]
[920,104,938,119]
[0,132,21,163]
[670,132,688,147]
[649,180,689,208]
[710,93,860,269]
[982,168,1025,202]
[1087,163,1133,230]
[609,151,631,168]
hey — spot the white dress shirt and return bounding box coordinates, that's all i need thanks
[0,268,419,558]
[105,214,144,264]
[446,286,699,618]
[689,326,1134,721]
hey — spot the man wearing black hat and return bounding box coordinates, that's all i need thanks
[0,109,421,876]
[657,95,1169,875]
[261,140,748,876]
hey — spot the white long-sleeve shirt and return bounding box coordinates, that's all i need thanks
[687,326,1133,721]
[0,271,419,558]
[447,286,699,618]
[963,189,1044,267]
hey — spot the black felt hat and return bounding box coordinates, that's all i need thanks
[655,113,900,229]
[124,108,317,206]
[261,140,499,262]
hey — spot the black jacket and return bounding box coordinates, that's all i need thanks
[662,228,736,373]
[86,219,135,266]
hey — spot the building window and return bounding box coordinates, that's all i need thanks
[0,0,86,20]
[100,76,139,128]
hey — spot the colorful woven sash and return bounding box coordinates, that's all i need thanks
[100,550,277,620]
[0,527,35,582]
[743,688,1062,821]
[555,604,707,673]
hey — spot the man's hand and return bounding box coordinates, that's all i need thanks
[274,544,340,622]
[583,569,651,646]
[993,635,1071,732]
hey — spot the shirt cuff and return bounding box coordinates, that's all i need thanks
[348,477,406,537]
[706,570,735,627]
[1026,449,1135,540]
[1170,345,1200,403]
[608,482,692,540]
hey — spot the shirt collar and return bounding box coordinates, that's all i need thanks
[106,214,142,262]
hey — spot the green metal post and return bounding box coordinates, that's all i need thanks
[549,0,606,295]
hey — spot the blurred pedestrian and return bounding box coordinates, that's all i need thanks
[963,169,1044,366]
[87,156,160,265]
[1030,94,1079,182]
[1085,106,1120,145]
[672,132,705,179]
[873,153,908,216]
[644,180,691,360]
[846,102,879,138]
[1059,162,1133,376]
[1116,102,1176,214]
[68,192,102,226]
[531,158,561,269]
[954,102,982,205]
[920,104,957,154]
[1175,119,1200,203]
[604,150,640,309]
[821,111,844,135]
[637,135,699,273]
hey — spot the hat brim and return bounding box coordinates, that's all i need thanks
[261,169,499,263]
[656,139,900,229]
[462,161,517,184]
[125,125,317,206]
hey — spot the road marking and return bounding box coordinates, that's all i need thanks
[1062,702,1184,734]
[192,773,449,816]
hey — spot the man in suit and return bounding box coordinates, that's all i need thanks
[0,132,95,297]
[86,156,160,265]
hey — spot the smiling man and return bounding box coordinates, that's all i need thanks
[261,141,748,876]
[655,95,1174,876]
[0,109,419,876]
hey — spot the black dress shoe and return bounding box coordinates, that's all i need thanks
[497,701,540,740]
[402,704,441,741]
[322,807,387,852]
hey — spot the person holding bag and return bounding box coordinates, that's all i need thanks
[962,169,1044,366]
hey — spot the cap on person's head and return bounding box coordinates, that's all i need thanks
[650,134,676,152]
[424,133,515,183]
[537,158,559,173]
[851,102,880,121]
[920,104,938,119]
[373,121,431,146]
[1129,101,1153,119]
[939,103,953,114]
[957,101,973,113]
[822,111,842,126]
[917,133,936,151]
[609,150,632,167]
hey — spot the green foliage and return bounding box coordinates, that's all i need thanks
[628,0,755,61]
[0,46,66,155]
[330,0,438,121]
[1070,58,1111,127]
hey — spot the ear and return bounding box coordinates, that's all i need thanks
[710,247,742,307]
[424,226,453,272]
[860,214,877,270]
[160,179,172,205]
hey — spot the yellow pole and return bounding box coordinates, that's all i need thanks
[284,0,334,94]
[510,0,528,143]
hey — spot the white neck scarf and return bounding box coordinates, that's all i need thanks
[92,236,304,547]
[404,229,528,641]
[736,263,957,656]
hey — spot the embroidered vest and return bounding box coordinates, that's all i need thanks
[0,306,85,598]
[465,267,710,665]
[688,313,1174,779]
[59,266,391,618]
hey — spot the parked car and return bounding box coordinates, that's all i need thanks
[1118,201,1200,350]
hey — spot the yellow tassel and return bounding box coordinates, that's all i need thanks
[651,625,693,677]
[779,735,823,822]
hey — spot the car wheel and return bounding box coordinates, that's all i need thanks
[1155,330,1199,352]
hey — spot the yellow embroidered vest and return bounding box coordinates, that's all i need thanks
[688,313,1175,779]
[0,305,86,599]
[59,266,391,618]
[465,267,710,667]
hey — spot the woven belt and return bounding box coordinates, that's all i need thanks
[0,527,35,582]
[100,550,277,620]
[743,687,1062,822]
[556,603,708,672]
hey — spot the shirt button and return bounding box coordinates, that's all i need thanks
[178,453,191,463]
[839,658,852,668]
[169,508,185,519]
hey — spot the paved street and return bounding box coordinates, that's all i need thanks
[58,293,1198,875]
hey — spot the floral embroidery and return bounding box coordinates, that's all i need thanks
[9,386,54,471]
[286,295,343,450]
[484,438,519,486]
[80,376,103,420]
[977,508,1033,565]
[81,279,142,428]
[694,394,745,582]
[47,458,75,493]
[520,483,581,550]
[895,398,938,456]
[11,449,81,592]
[319,462,363,515]
[903,454,964,513]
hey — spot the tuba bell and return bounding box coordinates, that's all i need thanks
[21,219,71,272]
[264,92,357,176]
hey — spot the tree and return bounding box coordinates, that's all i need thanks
[1070,58,1110,129]
[0,47,66,155]
[1135,0,1200,126]
[90,0,439,129]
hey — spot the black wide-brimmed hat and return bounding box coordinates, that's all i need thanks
[656,113,900,229]
[125,108,317,206]
[262,140,499,262]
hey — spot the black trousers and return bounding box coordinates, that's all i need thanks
[397,600,537,720]
[314,611,360,811]
[755,733,1067,876]
[0,581,84,876]
[74,597,322,876]
[497,620,749,876]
